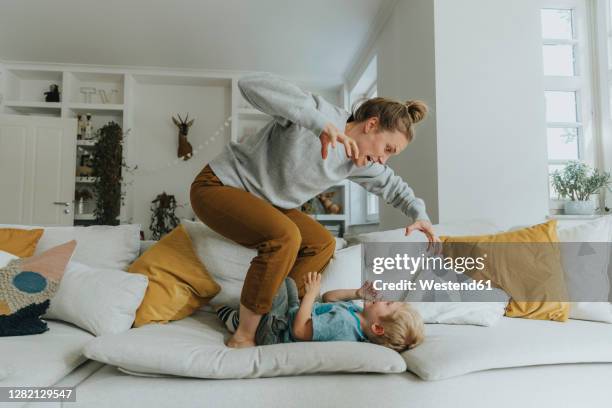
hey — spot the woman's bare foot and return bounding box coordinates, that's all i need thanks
[226,333,256,348]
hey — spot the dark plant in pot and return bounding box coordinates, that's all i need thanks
[150,192,181,240]
[91,121,130,225]
[551,161,612,215]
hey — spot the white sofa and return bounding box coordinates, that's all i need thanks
[2,220,612,408]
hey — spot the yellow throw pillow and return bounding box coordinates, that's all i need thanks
[0,228,44,257]
[129,224,220,327]
[440,220,569,322]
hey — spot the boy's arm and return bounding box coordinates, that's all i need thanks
[322,281,378,303]
[292,272,322,341]
[321,289,358,303]
[291,292,316,341]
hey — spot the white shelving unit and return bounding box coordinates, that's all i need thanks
[0,65,126,225]
[0,62,359,236]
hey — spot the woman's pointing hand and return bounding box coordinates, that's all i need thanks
[319,122,360,161]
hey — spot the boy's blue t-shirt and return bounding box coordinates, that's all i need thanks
[284,301,367,343]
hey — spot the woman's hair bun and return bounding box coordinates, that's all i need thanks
[404,100,428,124]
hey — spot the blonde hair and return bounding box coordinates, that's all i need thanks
[348,97,429,142]
[368,303,425,352]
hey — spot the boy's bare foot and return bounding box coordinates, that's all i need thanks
[226,333,256,348]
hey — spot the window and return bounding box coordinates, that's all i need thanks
[541,0,596,205]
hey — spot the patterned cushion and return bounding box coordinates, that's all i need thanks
[0,240,76,336]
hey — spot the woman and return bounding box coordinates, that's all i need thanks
[190,72,439,348]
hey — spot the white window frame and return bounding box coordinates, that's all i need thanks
[597,0,612,211]
[542,0,597,210]
[364,81,379,221]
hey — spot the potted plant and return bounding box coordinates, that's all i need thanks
[150,192,181,240]
[551,161,612,215]
[91,122,132,225]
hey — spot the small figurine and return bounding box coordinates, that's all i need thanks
[84,113,94,140]
[76,154,94,177]
[77,114,85,140]
[317,192,341,214]
[44,84,61,102]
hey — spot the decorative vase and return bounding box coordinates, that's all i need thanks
[564,199,596,215]
[77,198,84,215]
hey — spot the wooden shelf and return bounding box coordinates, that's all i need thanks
[77,140,97,147]
[67,103,124,113]
[3,101,61,115]
[311,214,347,221]
[75,177,98,183]
[4,101,61,109]
[74,213,96,220]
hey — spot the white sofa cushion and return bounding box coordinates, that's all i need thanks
[182,219,344,308]
[402,317,612,381]
[0,320,93,387]
[320,244,362,294]
[556,217,612,323]
[43,261,149,336]
[0,224,141,271]
[348,220,509,326]
[83,310,406,379]
[346,218,503,245]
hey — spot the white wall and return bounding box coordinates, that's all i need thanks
[434,0,549,229]
[363,0,550,231]
[129,82,231,238]
[128,80,341,239]
[376,0,439,230]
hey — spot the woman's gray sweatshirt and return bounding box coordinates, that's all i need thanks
[207,72,430,223]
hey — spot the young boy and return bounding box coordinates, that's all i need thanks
[216,272,424,352]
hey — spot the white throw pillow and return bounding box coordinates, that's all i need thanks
[0,224,141,271]
[0,250,18,267]
[83,311,406,379]
[402,257,509,326]
[346,218,503,245]
[182,219,255,308]
[182,219,345,308]
[349,221,509,326]
[557,217,612,323]
[320,245,362,294]
[43,261,149,336]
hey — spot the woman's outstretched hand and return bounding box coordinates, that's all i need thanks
[405,219,442,253]
[319,122,360,160]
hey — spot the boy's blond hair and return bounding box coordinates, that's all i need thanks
[368,303,424,352]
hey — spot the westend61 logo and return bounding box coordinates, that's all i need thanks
[372,253,487,274]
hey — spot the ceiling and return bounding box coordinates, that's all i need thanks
[0,0,390,86]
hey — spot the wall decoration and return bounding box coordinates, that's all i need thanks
[74,189,93,215]
[79,87,97,103]
[149,192,181,240]
[317,192,342,214]
[127,115,230,175]
[301,197,325,214]
[44,84,60,102]
[172,113,195,161]
[77,113,94,140]
[76,153,94,177]
[98,89,119,104]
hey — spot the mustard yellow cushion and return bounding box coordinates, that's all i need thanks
[440,220,569,322]
[129,224,220,327]
[0,228,44,257]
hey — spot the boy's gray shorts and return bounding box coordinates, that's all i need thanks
[255,277,299,346]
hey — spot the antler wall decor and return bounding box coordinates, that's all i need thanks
[172,113,194,161]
